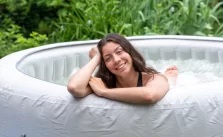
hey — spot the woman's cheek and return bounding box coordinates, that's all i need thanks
[106,62,113,71]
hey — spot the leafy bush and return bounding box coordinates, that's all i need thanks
[0,0,57,35]
[0,25,48,58]
[0,0,223,58]
[48,0,223,42]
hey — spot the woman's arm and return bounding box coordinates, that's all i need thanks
[89,74,169,104]
[67,47,100,97]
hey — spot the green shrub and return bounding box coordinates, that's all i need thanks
[0,25,48,58]
[0,0,58,35]
[1,0,223,58]
[48,0,223,42]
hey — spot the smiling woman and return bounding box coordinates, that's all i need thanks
[1,35,223,137]
[67,33,177,103]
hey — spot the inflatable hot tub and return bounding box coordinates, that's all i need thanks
[1,35,223,137]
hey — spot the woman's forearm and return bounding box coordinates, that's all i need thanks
[102,87,166,104]
[101,75,169,104]
[67,55,100,96]
[102,87,149,103]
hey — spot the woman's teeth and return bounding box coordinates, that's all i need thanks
[117,63,125,70]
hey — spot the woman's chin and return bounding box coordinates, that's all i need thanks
[114,69,131,77]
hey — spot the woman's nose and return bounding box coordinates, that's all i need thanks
[113,55,121,64]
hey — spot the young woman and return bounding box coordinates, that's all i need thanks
[67,33,178,104]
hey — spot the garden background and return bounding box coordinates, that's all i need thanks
[1,0,223,58]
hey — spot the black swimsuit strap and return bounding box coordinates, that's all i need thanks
[137,72,143,87]
[113,72,142,88]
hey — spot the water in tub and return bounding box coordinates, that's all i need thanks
[54,59,223,88]
[146,59,223,87]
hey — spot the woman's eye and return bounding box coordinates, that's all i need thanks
[105,57,111,62]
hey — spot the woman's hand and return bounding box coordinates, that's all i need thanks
[89,47,101,65]
[89,47,100,58]
[89,77,107,97]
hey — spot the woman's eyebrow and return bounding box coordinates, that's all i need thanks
[114,46,121,52]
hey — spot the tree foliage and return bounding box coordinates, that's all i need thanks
[1,0,223,58]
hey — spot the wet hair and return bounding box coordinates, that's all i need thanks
[95,33,159,88]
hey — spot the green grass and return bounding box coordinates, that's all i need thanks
[48,0,223,42]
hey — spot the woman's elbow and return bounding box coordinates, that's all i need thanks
[143,87,169,103]
[67,84,85,97]
[143,92,156,103]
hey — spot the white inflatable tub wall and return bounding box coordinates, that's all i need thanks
[1,35,223,137]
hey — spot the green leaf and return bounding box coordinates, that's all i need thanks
[204,23,213,30]
[194,31,206,36]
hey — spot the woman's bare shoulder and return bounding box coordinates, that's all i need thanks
[142,72,152,86]
[142,72,168,86]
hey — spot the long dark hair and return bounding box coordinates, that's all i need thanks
[95,33,158,88]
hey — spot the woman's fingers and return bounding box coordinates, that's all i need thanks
[90,77,99,82]
[89,47,100,59]
[88,77,107,97]
[89,77,104,86]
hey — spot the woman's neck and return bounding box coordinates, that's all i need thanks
[115,69,138,88]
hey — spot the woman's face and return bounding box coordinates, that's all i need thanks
[102,42,134,76]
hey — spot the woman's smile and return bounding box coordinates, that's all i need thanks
[116,62,126,70]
